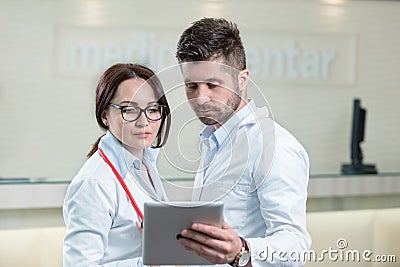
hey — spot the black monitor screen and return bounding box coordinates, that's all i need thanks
[351,99,365,165]
[341,98,377,175]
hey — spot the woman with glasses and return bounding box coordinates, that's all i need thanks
[63,63,171,267]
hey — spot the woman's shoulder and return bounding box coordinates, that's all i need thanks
[69,152,117,190]
[64,152,121,217]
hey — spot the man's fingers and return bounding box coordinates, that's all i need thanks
[190,223,227,240]
[180,228,235,255]
[177,235,228,264]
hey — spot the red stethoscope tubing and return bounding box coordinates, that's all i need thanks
[98,148,144,221]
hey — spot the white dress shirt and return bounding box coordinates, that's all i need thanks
[63,131,166,267]
[193,100,311,267]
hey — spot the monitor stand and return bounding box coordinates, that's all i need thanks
[341,163,378,175]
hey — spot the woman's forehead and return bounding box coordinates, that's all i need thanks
[114,78,156,103]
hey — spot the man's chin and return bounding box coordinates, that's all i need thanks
[198,116,218,125]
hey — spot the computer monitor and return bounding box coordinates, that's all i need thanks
[341,98,378,175]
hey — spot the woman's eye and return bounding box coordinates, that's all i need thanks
[123,107,137,114]
[147,107,160,113]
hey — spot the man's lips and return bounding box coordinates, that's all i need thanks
[196,109,215,114]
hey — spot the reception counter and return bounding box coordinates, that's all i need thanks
[1,176,399,266]
[1,173,400,210]
[1,173,400,229]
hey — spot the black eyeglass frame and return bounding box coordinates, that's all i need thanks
[109,103,166,122]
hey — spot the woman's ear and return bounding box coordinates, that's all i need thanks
[101,111,108,126]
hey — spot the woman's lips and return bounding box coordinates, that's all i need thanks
[134,132,151,138]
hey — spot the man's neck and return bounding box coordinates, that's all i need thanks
[214,98,249,130]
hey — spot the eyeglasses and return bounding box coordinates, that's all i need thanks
[109,103,165,122]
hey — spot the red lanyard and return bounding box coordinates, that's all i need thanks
[98,148,144,221]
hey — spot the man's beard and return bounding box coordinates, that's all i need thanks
[196,93,241,126]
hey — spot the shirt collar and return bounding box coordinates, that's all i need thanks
[98,131,159,177]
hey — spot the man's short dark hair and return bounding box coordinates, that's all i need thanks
[176,17,246,71]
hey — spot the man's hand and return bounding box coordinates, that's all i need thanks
[177,218,243,264]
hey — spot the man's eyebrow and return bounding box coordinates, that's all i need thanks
[184,78,223,83]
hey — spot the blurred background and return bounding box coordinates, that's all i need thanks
[0,2,399,266]
[0,0,399,181]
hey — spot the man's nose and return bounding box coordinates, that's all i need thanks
[196,84,211,105]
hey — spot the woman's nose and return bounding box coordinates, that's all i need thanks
[135,111,149,127]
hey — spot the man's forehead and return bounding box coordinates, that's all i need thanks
[181,61,238,81]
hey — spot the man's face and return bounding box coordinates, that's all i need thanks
[181,61,244,128]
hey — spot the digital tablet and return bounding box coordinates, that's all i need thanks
[142,201,224,265]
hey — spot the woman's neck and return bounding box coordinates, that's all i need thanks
[123,144,144,162]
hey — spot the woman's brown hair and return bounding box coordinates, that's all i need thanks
[87,63,171,158]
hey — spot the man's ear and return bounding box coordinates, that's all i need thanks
[238,69,250,95]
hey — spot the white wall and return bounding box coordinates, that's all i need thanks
[0,0,399,181]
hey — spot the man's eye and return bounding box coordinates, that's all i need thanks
[207,83,218,89]
[185,83,197,89]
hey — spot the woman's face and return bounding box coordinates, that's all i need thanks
[103,78,162,156]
